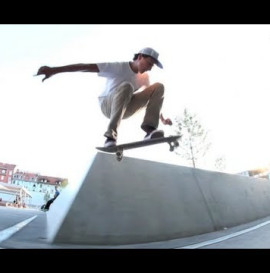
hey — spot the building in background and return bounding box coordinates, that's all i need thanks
[12,170,68,208]
[0,162,16,184]
[0,182,32,208]
[0,161,68,209]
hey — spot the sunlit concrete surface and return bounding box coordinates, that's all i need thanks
[46,152,270,246]
[1,152,270,248]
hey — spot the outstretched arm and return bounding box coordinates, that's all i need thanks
[160,113,172,126]
[36,64,100,82]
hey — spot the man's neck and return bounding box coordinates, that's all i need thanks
[129,61,138,73]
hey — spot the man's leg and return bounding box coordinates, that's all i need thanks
[123,82,164,134]
[44,198,54,210]
[100,82,134,141]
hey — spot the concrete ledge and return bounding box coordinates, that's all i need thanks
[47,152,270,245]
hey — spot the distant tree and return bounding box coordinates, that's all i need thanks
[61,179,69,188]
[215,156,226,172]
[174,108,211,168]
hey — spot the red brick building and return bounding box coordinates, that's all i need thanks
[0,162,16,184]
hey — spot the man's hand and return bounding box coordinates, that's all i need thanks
[160,113,173,126]
[35,66,54,82]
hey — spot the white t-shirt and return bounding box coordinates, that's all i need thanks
[97,62,149,100]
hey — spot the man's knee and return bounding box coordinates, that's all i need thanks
[152,82,164,96]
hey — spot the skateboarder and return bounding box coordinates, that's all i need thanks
[41,185,60,211]
[36,47,172,147]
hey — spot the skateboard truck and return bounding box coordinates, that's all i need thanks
[168,139,179,152]
[116,148,124,161]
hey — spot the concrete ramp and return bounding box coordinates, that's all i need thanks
[47,152,270,246]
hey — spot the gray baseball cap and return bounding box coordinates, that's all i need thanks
[138,47,163,69]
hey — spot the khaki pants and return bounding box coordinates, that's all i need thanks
[100,81,164,140]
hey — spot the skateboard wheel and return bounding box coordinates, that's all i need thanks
[116,151,123,161]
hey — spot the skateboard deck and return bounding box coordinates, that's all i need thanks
[96,135,181,161]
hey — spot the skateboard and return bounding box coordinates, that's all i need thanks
[96,135,181,161]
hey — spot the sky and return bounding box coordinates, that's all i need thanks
[1,24,270,184]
